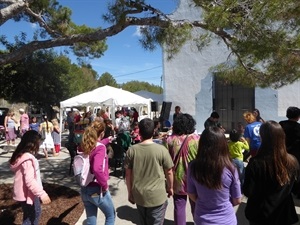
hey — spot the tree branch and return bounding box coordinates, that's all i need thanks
[0,15,235,66]
[0,0,18,3]
[24,7,61,38]
[0,1,26,26]
[221,36,266,83]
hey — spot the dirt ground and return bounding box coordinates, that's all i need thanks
[0,183,84,225]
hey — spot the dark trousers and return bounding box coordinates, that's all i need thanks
[20,197,41,225]
[136,200,168,225]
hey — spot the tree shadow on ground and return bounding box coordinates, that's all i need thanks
[116,205,139,224]
[46,203,79,225]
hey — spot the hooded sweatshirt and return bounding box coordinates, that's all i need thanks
[10,152,47,205]
[89,142,109,191]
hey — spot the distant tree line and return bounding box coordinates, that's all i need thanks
[0,50,163,110]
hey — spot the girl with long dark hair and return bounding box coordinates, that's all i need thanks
[243,121,299,225]
[187,127,241,225]
[10,130,51,225]
[253,108,265,123]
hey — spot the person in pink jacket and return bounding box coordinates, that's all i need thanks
[10,130,51,225]
[80,121,115,225]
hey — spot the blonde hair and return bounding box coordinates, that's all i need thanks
[243,111,256,124]
[81,121,106,155]
[8,109,14,116]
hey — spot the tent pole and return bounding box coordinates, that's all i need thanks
[59,106,63,143]
[112,100,116,126]
[147,100,151,120]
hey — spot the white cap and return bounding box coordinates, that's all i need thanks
[19,108,24,113]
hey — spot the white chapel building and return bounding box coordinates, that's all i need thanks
[162,0,300,133]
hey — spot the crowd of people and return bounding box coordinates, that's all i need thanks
[7,104,300,225]
[3,108,61,159]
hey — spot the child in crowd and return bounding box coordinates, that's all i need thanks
[237,122,244,136]
[39,115,56,158]
[10,130,51,225]
[51,119,61,155]
[80,121,115,225]
[29,116,40,132]
[187,127,242,225]
[131,122,141,144]
[228,129,249,185]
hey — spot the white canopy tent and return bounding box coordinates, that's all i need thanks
[59,85,152,130]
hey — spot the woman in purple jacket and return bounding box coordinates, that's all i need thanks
[80,121,115,225]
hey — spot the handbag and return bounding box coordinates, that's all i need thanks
[173,135,189,170]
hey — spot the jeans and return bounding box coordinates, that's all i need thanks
[20,196,41,225]
[136,200,168,225]
[173,194,195,225]
[81,185,115,225]
[232,158,245,185]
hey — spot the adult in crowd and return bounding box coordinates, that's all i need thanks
[19,108,29,137]
[153,120,162,139]
[79,111,92,129]
[243,121,299,225]
[4,109,18,146]
[187,127,242,225]
[10,130,51,225]
[279,106,300,162]
[173,106,182,122]
[95,109,109,122]
[204,111,225,131]
[103,118,115,159]
[51,119,61,156]
[279,106,300,197]
[130,122,141,144]
[125,118,174,225]
[73,111,81,129]
[80,121,115,225]
[115,110,130,133]
[165,113,200,225]
[131,107,139,124]
[66,111,74,142]
[39,115,56,158]
[95,111,103,122]
[253,108,265,123]
[103,118,115,139]
[243,111,262,157]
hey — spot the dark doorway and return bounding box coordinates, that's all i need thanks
[213,77,254,132]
